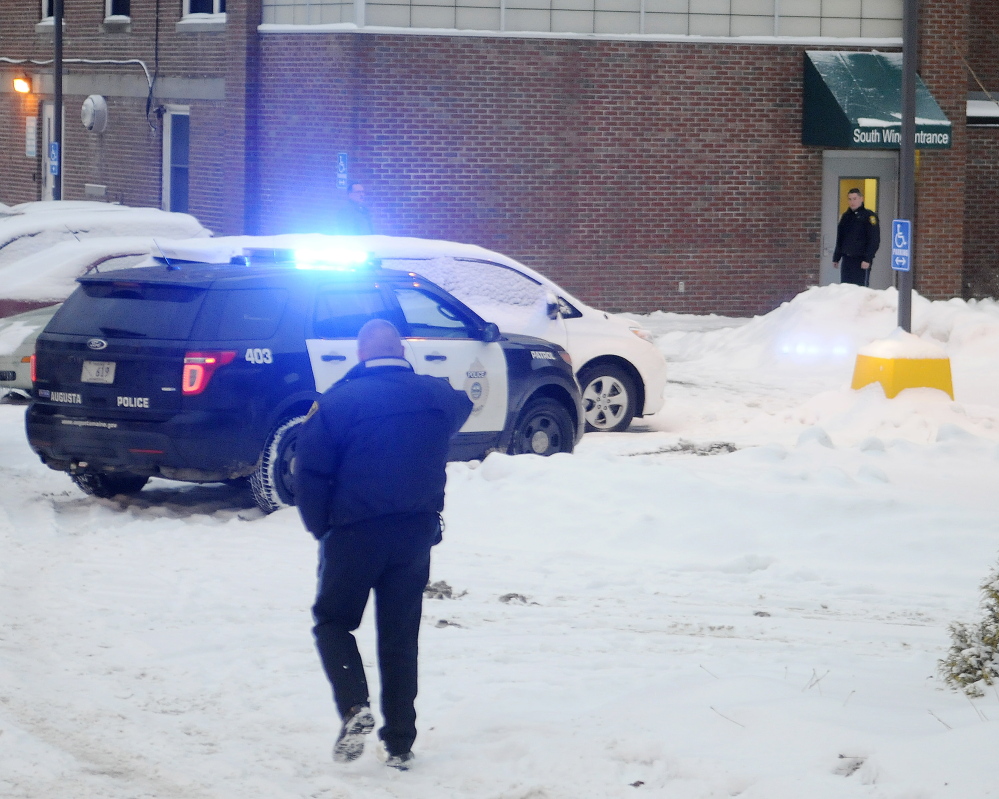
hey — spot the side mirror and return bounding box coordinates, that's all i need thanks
[545,291,560,320]
[480,322,501,343]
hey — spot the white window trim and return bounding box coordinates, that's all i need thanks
[40,0,52,21]
[162,106,191,214]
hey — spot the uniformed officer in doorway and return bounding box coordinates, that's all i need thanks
[833,188,880,287]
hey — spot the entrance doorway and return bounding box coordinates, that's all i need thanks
[821,151,898,289]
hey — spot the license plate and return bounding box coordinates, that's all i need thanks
[81,360,116,384]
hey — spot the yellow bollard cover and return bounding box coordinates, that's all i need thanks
[851,354,954,399]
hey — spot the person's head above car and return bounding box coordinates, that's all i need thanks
[357,318,404,362]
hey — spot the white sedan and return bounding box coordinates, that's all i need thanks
[0,306,54,398]
[149,234,668,432]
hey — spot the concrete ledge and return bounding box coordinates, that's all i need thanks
[851,354,954,399]
[176,15,227,33]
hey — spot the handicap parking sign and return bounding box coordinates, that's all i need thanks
[336,152,348,190]
[891,219,911,272]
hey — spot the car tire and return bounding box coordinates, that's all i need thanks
[508,397,575,456]
[71,472,149,498]
[250,415,306,514]
[578,364,637,433]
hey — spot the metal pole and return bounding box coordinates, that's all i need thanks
[53,0,63,201]
[897,0,917,332]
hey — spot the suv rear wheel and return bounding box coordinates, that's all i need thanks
[578,364,637,432]
[508,398,575,456]
[250,415,306,513]
[71,472,150,498]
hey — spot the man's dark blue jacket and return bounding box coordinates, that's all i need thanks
[294,357,473,539]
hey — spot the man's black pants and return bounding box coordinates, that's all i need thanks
[312,512,437,757]
[840,256,870,287]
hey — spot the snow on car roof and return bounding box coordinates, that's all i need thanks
[148,234,609,333]
[151,233,552,286]
[0,204,211,269]
[0,237,185,302]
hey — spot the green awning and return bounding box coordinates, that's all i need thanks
[803,51,952,150]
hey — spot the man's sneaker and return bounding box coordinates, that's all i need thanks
[385,751,415,771]
[332,704,375,763]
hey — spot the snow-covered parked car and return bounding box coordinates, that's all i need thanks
[0,201,209,268]
[0,203,213,393]
[144,234,668,431]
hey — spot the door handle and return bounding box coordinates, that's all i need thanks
[321,353,347,362]
[425,354,447,362]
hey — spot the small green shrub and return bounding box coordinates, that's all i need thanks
[939,562,999,698]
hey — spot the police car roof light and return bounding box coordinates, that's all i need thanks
[241,248,297,264]
[234,246,373,271]
[292,245,372,271]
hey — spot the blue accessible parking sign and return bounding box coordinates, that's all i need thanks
[891,219,911,272]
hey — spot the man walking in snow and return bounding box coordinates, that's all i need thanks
[832,187,880,287]
[294,319,472,770]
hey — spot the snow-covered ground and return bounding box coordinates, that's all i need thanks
[3,284,999,798]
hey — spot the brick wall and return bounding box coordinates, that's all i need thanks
[0,0,228,226]
[0,0,985,315]
[964,129,999,299]
[915,0,969,300]
[961,0,999,300]
[967,0,999,91]
[256,36,827,316]
[0,89,42,202]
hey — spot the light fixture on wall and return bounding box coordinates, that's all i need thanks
[12,74,32,94]
[81,94,109,133]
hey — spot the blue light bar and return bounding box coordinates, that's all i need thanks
[292,245,371,271]
[235,246,373,270]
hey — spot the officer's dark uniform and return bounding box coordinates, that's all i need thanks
[833,203,880,286]
[295,356,472,758]
[332,199,374,235]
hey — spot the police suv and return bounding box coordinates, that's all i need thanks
[25,246,583,512]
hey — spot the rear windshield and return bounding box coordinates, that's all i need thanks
[47,281,207,340]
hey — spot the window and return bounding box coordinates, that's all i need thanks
[312,290,395,338]
[261,0,902,37]
[48,283,207,340]
[162,108,190,214]
[41,0,53,20]
[382,256,543,309]
[394,288,473,339]
[213,290,289,340]
[838,178,879,215]
[106,0,130,17]
[185,0,226,14]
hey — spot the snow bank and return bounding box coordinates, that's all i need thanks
[646,284,999,406]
